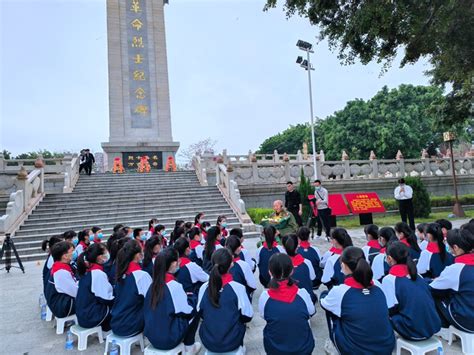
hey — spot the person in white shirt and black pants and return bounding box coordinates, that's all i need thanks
[313,180,331,240]
[394,178,416,231]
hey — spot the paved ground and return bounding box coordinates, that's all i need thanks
[1,220,469,355]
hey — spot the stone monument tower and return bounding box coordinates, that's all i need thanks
[102,0,179,170]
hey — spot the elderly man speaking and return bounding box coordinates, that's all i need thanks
[261,200,299,237]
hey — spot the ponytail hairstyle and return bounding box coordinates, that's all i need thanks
[109,232,127,263]
[148,218,159,231]
[201,221,211,233]
[364,224,379,241]
[331,228,353,249]
[263,225,277,249]
[115,239,142,283]
[42,235,62,252]
[208,248,233,307]
[188,227,202,241]
[77,229,89,244]
[229,227,243,239]
[170,227,185,245]
[283,234,298,256]
[416,223,428,237]
[426,223,447,262]
[77,243,107,277]
[51,241,74,262]
[173,237,190,257]
[395,222,421,253]
[150,248,179,309]
[153,224,165,235]
[113,223,125,233]
[386,241,418,280]
[216,215,227,227]
[204,226,221,260]
[378,227,398,247]
[62,230,77,242]
[341,246,373,288]
[435,219,453,234]
[268,253,295,289]
[225,235,241,257]
[297,226,311,241]
[447,228,474,254]
[195,212,205,225]
[143,236,162,268]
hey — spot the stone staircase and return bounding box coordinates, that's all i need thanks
[11,171,250,262]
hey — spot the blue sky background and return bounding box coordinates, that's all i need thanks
[0,0,431,158]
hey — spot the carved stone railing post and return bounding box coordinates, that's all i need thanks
[273,150,279,163]
[222,149,228,165]
[0,152,5,172]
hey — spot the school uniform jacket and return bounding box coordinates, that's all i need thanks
[42,255,54,294]
[76,264,114,328]
[381,264,441,340]
[321,249,344,288]
[321,277,395,355]
[430,253,474,333]
[297,241,322,284]
[400,239,421,262]
[290,254,317,303]
[320,247,341,268]
[176,256,209,295]
[144,274,195,350]
[230,257,257,298]
[188,240,202,265]
[75,241,88,256]
[417,242,454,279]
[142,259,155,278]
[239,247,256,272]
[256,242,286,287]
[362,240,381,265]
[419,240,428,251]
[45,262,78,318]
[110,262,152,337]
[372,249,390,282]
[259,281,315,355]
[197,274,253,353]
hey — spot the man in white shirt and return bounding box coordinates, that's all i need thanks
[312,179,331,240]
[394,178,416,230]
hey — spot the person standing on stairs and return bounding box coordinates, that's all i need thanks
[84,149,95,176]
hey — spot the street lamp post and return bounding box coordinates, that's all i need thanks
[296,40,318,181]
[443,131,466,217]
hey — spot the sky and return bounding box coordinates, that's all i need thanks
[0,0,432,158]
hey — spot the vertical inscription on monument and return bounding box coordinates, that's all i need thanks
[127,0,152,128]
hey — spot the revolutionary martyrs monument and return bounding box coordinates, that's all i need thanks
[102,0,179,170]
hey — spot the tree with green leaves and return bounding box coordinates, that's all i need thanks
[257,123,311,154]
[264,0,473,128]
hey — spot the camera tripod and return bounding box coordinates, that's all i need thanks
[0,233,25,273]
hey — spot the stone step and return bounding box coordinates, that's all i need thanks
[72,180,202,190]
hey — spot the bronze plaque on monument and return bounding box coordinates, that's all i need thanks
[123,152,163,170]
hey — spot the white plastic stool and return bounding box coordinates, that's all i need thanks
[204,346,245,355]
[448,325,474,355]
[55,314,77,335]
[144,343,185,354]
[45,306,53,322]
[104,332,144,355]
[70,324,104,351]
[396,337,442,355]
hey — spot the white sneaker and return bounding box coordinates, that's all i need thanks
[435,327,450,341]
[185,342,202,355]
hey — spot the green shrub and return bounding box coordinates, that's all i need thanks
[298,169,314,223]
[247,208,274,224]
[404,176,431,218]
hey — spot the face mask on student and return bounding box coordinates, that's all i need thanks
[72,238,78,246]
[72,250,78,262]
[221,222,227,228]
[97,233,103,239]
[102,252,110,263]
[89,235,95,242]
[140,234,147,241]
[128,233,134,239]
[315,186,321,191]
[162,230,167,237]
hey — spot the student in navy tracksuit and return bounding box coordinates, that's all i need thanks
[362,224,381,265]
[103,235,127,286]
[144,248,201,354]
[201,226,223,273]
[141,236,162,277]
[188,227,204,265]
[416,223,428,251]
[75,243,114,331]
[259,253,315,355]
[381,242,441,340]
[321,246,395,355]
[226,236,257,300]
[256,226,285,288]
[321,228,353,290]
[41,236,62,294]
[75,230,90,257]
[395,222,421,262]
[45,241,78,318]
[417,223,454,279]
[197,249,253,353]
[372,227,399,282]
[283,235,317,303]
[430,228,474,334]
[230,227,257,272]
[110,240,152,337]
[173,237,209,296]
[297,226,322,287]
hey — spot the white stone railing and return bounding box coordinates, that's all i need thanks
[192,155,208,186]
[63,154,80,193]
[0,153,79,175]
[0,168,45,235]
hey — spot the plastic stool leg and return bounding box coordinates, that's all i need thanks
[97,328,104,344]
[77,333,88,351]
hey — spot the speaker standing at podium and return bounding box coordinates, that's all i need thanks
[394,178,416,231]
[313,180,331,239]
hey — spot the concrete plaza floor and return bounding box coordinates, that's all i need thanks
[1,221,468,354]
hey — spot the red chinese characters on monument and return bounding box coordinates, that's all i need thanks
[344,192,386,214]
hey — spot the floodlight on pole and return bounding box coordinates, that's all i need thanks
[296,40,317,181]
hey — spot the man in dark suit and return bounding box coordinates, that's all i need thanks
[84,149,95,176]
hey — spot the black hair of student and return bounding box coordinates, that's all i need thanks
[435,219,453,231]
[62,230,77,241]
[461,222,474,235]
[113,224,125,233]
[208,248,233,308]
[216,215,227,226]
[283,234,299,256]
[286,181,293,185]
[143,236,162,268]
[394,222,421,253]
[77,229,89,243]
[170,227,185,245]
[188,227,202,240]
[426,223,448,262]
[115,240,142,283]
[416,223,428,234]
[184,221,194,230]
[195,212,205,225]
[77,242,107,277]
[173,237,190,257]
[42,235,63,252]
[297,226,311,241]
[447,229,474,253]
[386,242,418,280]
[109,236,127,263]
[154,224,165,234]
[314,179,321,184]
[148,218,159,231]
[204,226,221,260]
[51,241,74,262]
[469,219,474,224]
[225,235,241,257]
[268,253,296,289]
[150,248,179,308]
[229,227,243,239]
[331,228,353,248]
[133,228,143,238]
[378,227,398,245]
[201,221,211,231]
[364,224,379,240]
[91,226,102,234]
[341,246,373,288]
[263,225,277,249]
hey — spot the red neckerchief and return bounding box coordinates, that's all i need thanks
[215,240,222,246]
[344,276,373,289]
[137,239,145,250]
[268,280,299,303]
[88,263,104,272]
[190,240,200,250]
[165,273,176,283]
[195,223,202,229]
[367,240,381,249]
[233,256,241,262]
[125,261,142,275]
[180,257,191,268]
[455,253,474,265]
[426,242,440,254]
[222,273,233,287]
[79,241,88,250]
[149,227,154,232]
[329,247,342,255]
[51,262,75,279]
[299,241,311,249]
[290,254,305,267]
[380,247,386,254]
[93,237,101,243]
[389,264,409,277]
[400,239,411,247]
[263,241,278,249]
